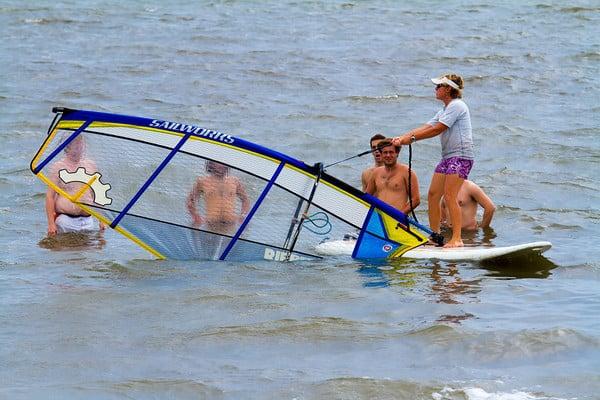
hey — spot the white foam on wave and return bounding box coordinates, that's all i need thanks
[432,386,566,400]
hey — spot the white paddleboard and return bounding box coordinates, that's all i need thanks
[315,240,552,262]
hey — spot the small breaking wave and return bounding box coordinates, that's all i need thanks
[347,94,419,103]
[559,6,600,13]
[109,379,223,398]
[434,386,566,400]
[23,17,81,25]
[187,316,399,342]
[306,377,566,400]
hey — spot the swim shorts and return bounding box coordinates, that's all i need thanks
[434,157,474,179]
[55,214,95,233]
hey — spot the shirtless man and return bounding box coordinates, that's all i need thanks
[441,180,495,230]
[186,160,250,234]
[365,139,420,214]
[361,133,386,191]
[46,135,104,235]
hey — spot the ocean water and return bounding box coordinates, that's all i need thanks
[1,1,599,399]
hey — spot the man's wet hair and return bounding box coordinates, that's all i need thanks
[205,160,229,175]
[376,138,400,153]
[370,133,386,147]
[61,133,86,155]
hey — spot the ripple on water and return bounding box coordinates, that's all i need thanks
[404,324,599,367]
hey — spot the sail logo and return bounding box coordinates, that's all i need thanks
[149,120,235,144]
[263,248,311,262]
[59,167,112,206]
[382,244,393,252]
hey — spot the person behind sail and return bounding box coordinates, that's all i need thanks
[361,133,386,191]
[45,135,105,235]
[441,179,495,231]
[392,74,474,248]
[364,139,421,214]
[186,160,250,234]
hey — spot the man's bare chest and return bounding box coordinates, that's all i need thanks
[376,172,406,191]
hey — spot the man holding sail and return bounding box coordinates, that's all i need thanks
[364,139,421,214]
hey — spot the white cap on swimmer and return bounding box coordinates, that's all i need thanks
[431,76,460,90]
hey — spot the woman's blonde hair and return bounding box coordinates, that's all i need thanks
[444,74,464,98]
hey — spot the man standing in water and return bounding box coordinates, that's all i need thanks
[441,179,496,231]
[46,135,105,235]
[186,160,250,235]
[365,139,420,214]
[361,133,386,191]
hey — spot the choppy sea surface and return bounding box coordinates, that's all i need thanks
[1,1,599,399]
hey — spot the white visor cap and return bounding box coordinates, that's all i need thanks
[431,76,460,90]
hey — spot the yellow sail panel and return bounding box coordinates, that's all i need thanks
[57,120,86,130]
[379,211,428,258]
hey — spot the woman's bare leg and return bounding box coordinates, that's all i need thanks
[428,173,446,235]
[443,174,465,248]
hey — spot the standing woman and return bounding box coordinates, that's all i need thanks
[392,74,474,248]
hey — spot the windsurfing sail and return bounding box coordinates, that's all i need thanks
[31,107,429,261]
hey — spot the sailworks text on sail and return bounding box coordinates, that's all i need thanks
[31,107,428,261]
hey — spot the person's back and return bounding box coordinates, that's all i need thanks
[197,174,245,226]
[441,180,495,230]
[187,161,250,234]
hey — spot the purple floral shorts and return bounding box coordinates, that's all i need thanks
[434,157,474,179]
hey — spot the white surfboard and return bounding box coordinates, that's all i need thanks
[315,240,552,262]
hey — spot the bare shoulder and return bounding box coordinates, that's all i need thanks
[49,159,66,173]
[371,165,385,177]
[361,167,373,180]
[395,163,413,178]
[396,163,410,173]
[79,156,96,165]
[227,175,242,184]
[48,159,68,180]
[464,180,480,192]
[194,175,209,188]
[464,180,491,200]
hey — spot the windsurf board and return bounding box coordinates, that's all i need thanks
[315,240,552,262]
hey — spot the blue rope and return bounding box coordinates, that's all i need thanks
[302,211,332,235]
